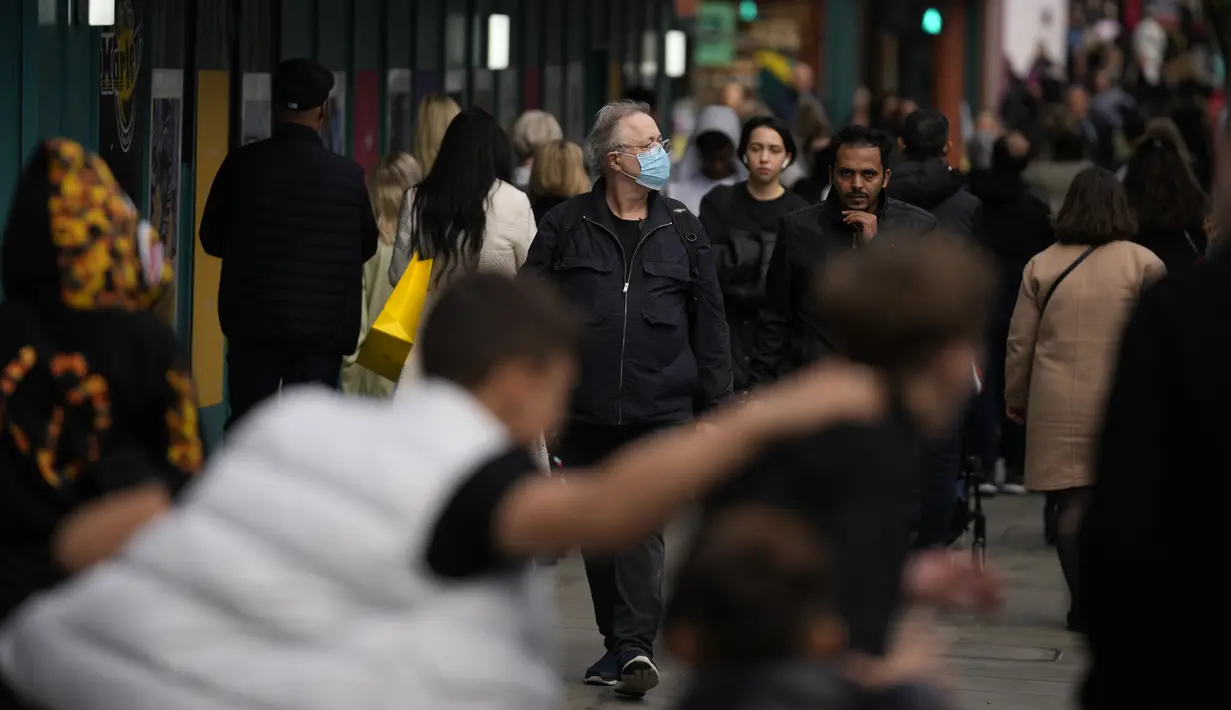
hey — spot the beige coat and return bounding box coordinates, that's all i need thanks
[1005,241,1165,491]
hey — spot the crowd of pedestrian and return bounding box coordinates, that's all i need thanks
[0,31,1227,709]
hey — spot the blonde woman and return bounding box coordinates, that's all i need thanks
[510,110,564,191]
[411,93,460,176]
[341,152,422,398]
[528,139,591,223]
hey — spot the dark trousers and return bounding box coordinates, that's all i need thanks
[558,421,667,659]
[986,324,1025,475]
[913,424,963,550]
[225,342,342,431]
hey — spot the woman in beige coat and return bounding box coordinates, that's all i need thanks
[1005,167,1165,632]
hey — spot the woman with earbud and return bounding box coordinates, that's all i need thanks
[699,116,809,393]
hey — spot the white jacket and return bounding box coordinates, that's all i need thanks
[0,381,559,710]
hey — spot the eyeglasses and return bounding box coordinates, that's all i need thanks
[618,138,671,155]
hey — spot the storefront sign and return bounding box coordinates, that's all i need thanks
[99,0,148,202]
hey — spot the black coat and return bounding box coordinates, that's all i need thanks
[200,122,378,355]
[1079,250,1231,710]
[520,180,732,426]
[748,191,938,385]
[887,157,981,238]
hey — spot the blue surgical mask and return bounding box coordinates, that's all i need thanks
[618,144,671,191]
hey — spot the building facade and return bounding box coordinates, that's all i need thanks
[0,0,685,444]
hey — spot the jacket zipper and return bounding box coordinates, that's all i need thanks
[582,216,672,425]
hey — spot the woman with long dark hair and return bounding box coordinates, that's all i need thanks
[1122,135,1208,273]
[389,106,529,286]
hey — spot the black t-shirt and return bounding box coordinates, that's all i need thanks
[704,413,923,656]
[609,209,643,270]
[425,447,540,578]
[735,186,809,236]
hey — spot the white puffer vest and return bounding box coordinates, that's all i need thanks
[0,381,559,710]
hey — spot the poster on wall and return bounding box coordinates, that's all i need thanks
[322,71,348,156]
[100,0,149,204]
[387,69,413,154]
[149,68,183,328]
[242,74,272,145]
[353,71,380,173]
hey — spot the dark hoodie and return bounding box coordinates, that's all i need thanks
[887,158,981,238]
[0,140,203,628]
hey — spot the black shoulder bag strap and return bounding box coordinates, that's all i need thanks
[662,198,701,319]
[1040,245,1097,315]
[552,196,590,270]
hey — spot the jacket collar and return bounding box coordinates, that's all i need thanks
[273,122,325,144]
[585,177,674,235]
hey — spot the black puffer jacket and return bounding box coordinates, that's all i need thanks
[748,191,938,385]
[520,180,732,426]
[200,123,378,355]
[888,157,981,238]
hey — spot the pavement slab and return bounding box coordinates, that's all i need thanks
[553,495,1085,710]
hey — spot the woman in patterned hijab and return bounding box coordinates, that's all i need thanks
[0,139,204,630]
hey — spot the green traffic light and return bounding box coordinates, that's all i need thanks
[739,0,758,22]
[922,8,943,34]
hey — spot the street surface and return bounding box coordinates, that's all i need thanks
[552,496,1085,709]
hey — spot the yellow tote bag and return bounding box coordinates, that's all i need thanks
[356,254,434,381]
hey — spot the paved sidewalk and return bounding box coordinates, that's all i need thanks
[553,496,1085,709]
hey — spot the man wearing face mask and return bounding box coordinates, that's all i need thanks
[521,100,732,698]
[699,116,809,392]
[748,124,937,387]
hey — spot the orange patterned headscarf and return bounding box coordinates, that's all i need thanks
[2,138,172,310]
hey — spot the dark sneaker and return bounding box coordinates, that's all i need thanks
[614,652,660,697]
[583,650,618,686]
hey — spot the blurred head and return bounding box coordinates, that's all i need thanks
[895,99,918,130]
[991,131,1032,174]
[1066,85,1089,120]
[1093,67,1113,93]
[721,82,746,110]
[1138,117,1193,167]
[975,109,1001,135]
[900,108,951,161]
[367,152,421,245]
[1055,167,1138,246]
[420,274,580,447]
[510,110,564,165]
[814,234,997,437]
[829,125,893,211]
[664,506,843,667]
[1122,138,1206,233]
[739,116,796,187]
[2,139,171,310]
[695,131,737,181]
[586,100,667,194]
[411,108,514,278]
[412,93,462,175]
[529,139,590,200]
[793,63,816,93]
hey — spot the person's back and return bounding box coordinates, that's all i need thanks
[887,110,981,237]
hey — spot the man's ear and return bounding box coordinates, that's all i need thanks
[882,168,891,188]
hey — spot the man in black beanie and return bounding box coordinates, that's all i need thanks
[200,58,378,431]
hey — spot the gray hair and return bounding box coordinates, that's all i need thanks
[510,110,564,161]
[584,100,652,171]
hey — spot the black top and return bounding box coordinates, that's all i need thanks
[748,191,938,386]
[699,182,810,312]
[609,209,643,270]
[200,122,379,355]
[886,157,982,239]
[705,410,924,656]
[425,447,539,578]
[520,180,733,426]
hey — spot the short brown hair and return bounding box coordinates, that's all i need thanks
[814,234,997,375]
[419,274,580,388]
[1054,167,1138,246]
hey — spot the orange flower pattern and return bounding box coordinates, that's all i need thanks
[165,369,204,474]
[44,139,172,311]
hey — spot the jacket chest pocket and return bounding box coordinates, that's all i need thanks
[554,256,614,320]
[640,260,692,333]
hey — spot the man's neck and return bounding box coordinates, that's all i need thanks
[606,178,651,220]
[746,179,785,201]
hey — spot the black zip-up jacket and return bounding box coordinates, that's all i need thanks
[748,191,937,386]
[520,180,732,426]
[888,157,981,238]
[200,122,378,355]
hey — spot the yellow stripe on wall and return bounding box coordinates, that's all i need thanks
[191,70,229,408]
